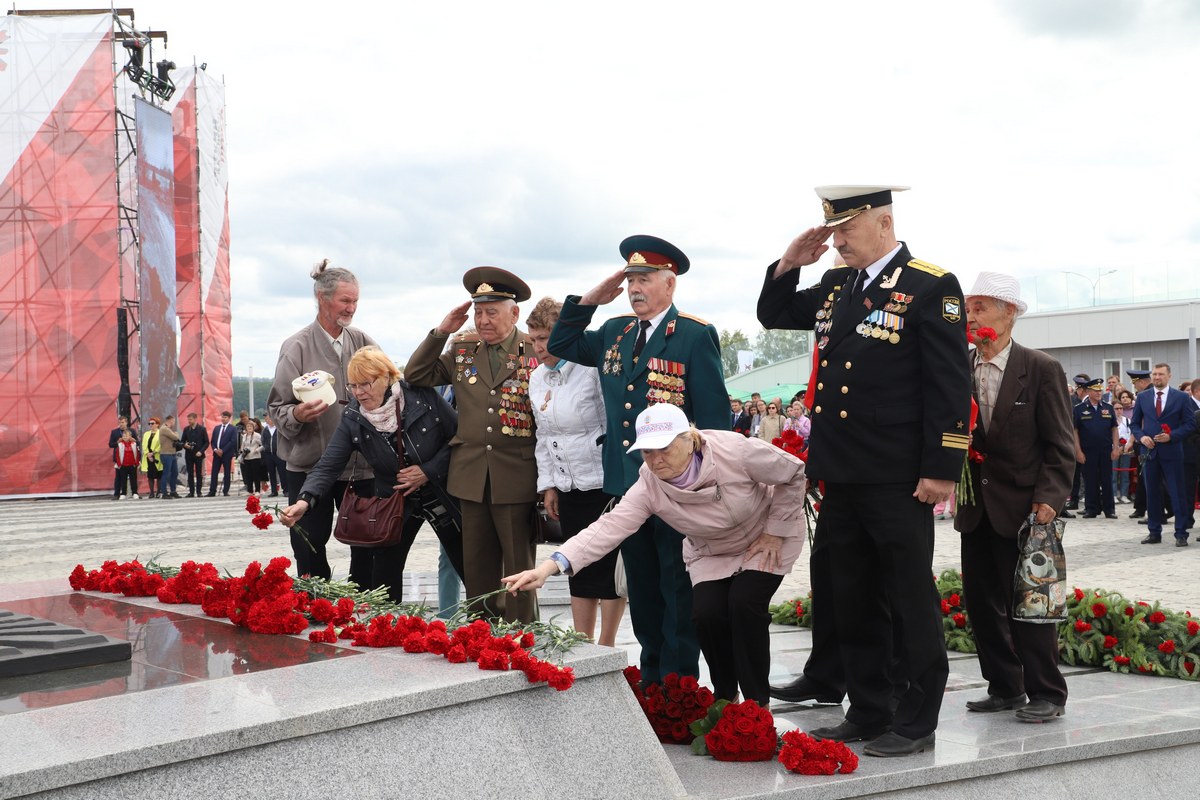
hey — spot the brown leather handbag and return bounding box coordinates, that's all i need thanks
[333,402,406,547]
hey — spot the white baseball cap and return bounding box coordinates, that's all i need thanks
[291,370,338,406]
[627,404,692,453]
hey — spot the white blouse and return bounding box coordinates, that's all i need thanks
[530,360,606,493]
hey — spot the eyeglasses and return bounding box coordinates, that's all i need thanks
[346,380,376,392]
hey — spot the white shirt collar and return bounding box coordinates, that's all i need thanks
[639,307,671,339]
[860,242,904,284]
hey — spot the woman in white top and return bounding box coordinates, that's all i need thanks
[527,297,626,646]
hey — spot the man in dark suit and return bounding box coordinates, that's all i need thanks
[550,235,728,685]
[208,410,238,496]
[955,272,1074,722]
[180,412,209,497]
[1132,363,1197,545]
[755,186,971,757]
[260,413,286,497]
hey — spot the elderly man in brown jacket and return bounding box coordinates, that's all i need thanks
[406,267,540,622]
[955,271,1075,723]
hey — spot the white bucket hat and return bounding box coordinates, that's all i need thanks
[627,403,692,453]
[291,370,338,407]
[965,271,1028,317]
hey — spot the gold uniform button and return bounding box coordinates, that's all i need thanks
[627,384,635,391]
[814,406,822,414]
[845,361,852,369]
[841,386,849,394]
[623,420,630,427]
[821,359,828,367]
[840,410,848,419]
[817,382,824,390]
[622,440,630,447]
[624,402,632,410]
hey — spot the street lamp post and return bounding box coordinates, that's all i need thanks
[1062,269,1117,305]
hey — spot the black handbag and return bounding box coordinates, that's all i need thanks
[531,501,566,545]
[333,400,406,548]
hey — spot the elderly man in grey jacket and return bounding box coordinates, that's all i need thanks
[267,259,377,579]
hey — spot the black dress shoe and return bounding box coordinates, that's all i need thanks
[1176,539,1189,547]
[768,676,843,705]
[1066,502,1079,510]
[1015,699,1064,722]
[809,719,890,742]
[206,492,216,497]
[1081,512,1098,519]
[1139,518,1149,525]
[1105,513,1118,519]
[1141,535,1162,544]
[1130,510,1145,518]
[1060,510,1076,519]
[864,731,935,757]
[966,693,1027,712]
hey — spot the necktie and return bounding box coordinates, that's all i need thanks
[632,320,651,361]
[219,425,226,447]
[851,269,868,302]
[1156,391,1163,416]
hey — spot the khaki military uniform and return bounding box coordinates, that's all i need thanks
[406,327,540,622]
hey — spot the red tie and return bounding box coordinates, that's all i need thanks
[1156,391,1163,416]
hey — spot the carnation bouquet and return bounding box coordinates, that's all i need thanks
[624,667,716,744]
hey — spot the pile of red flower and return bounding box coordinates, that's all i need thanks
[69,559,166,597]
[703,700,778,762]
[778,730,859,775]
[624,666,715,744]
[771,428,807,461]
[69,555,574,690]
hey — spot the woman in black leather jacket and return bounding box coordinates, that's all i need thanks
[281,346,464,601]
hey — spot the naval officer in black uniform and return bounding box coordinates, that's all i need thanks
[756,186,971,757]
[549,235,728,685]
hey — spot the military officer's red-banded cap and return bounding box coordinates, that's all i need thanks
[620,235,690,275]
[463,266,532,303]
[816,185,910,227]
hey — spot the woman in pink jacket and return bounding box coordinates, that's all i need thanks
[504,403,807,706]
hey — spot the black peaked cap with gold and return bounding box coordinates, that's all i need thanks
[463,266,531,303]
[815,185,910,227]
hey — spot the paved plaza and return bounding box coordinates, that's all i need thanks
[4,494,1198,613]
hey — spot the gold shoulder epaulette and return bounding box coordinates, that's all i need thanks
[677,311,711,325]
[907,259,949,278]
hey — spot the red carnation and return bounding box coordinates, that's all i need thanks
[941,599,951,615]
[1114,655,1131,666]
[1149,611,1167,625]
[1074,619,1092,633]
[251,511,274,530]
[1125,606,1136,617]
[1159,640,1177,654]
[948,593,961,606]
[1188,621,1200,636]
[1161,424,1171,435]
[952,612,967,628]
[1138,664,1153,673]
[1186,662,1196,675]
[1091,602,1108,618]
[245,495,261,514]
[1103,635,1118,649]
[1073,587,1085,601]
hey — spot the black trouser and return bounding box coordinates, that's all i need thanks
[185,453,205,494]
[797,519,846,698]
[692,570,782,707]
[823,482,946,739]
[263,452,286,494]
[209,453,234,495]
[1081,446,1115,515]
[1183,460,1198,529]
[619,513,700,685]
[114,462,139,496]
[961,511,1067,706]
[287,469,367,580]
[348,485,465,602]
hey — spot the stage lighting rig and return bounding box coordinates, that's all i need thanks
[148,59,176,101]
[122,36,149,87]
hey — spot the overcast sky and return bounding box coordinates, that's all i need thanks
[49,0,1200,376]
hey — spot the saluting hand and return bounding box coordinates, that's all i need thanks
[775,226,832,278]
[580,269,627,306]
[436,301,472,336]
